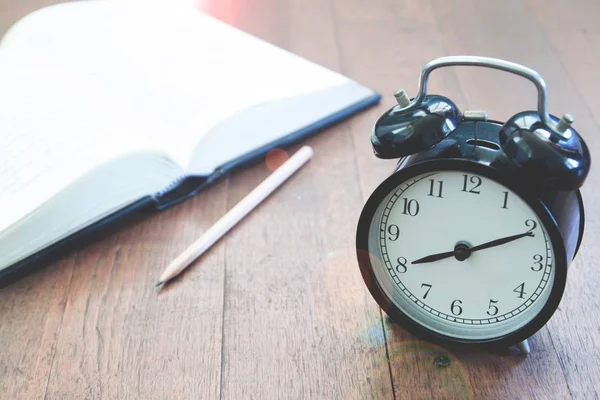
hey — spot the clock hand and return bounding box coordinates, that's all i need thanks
[411,250,456,264]
[411,231,534,265]
[469,231,534,253]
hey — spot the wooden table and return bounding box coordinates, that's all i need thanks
[1,0,599,399]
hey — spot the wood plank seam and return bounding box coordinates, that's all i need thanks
[427,1,594,397]
[522,3,598,398]
[326,0,399,398]
[42,255,76,400]
[525,1,600,138]
[218,176,231,400]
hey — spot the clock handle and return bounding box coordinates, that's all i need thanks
[409,56,568,141]
[376,55,590,190]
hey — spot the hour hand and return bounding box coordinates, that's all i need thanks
[411,250,456,264]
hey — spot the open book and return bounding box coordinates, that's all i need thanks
[0,1,380,284]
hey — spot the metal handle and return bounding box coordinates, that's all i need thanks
[410,56,567,138]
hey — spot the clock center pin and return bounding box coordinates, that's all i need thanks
[453,242,472,261]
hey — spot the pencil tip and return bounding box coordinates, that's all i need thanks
[155,281,163,287]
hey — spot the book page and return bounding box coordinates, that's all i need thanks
[188,81,376,175]
[0,57,178,233]
[0,0,350,168]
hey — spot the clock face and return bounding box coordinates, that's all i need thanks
[363,168,558,341]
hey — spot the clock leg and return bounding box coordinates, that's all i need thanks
[516,339,531,355]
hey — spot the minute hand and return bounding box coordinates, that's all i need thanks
[411,231,535,265]
[469,231,534,253]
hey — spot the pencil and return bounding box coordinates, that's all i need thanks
[156,146,314,288]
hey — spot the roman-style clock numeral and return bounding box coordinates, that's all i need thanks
[401,198,420,216]
[487,299,499,316]
[395,257,408,273]
[428,179,443,198]
[461,174,482,194]
[525,219,537,233]
[451,299,463,315]
[532,254,544,271]
[513,282,527,299]
[501,191,509,209]
[387,224,399,241]
[421,283,432,299]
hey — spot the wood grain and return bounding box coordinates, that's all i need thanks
[524,2,600,397]
[426,2,600,399]
[1,0,599,399]
[214,2,392,398]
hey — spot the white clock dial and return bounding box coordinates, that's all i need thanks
[367,170,555,340]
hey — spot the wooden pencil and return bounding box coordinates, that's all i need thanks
[156,146,314,288]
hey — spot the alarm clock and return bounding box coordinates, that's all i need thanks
[355,56,591,354]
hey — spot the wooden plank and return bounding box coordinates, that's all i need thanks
[335,0,595,398]
[330,0,489,398]
[527,0,600,126]
[329,0,468,209]
[0,0,68,37]
[0,260,73,399]
[399,0,596,398]
[429,0,600,396]
[1,187,228,399]
[214,1,394,399]
[524,1,600,397]
[40,184,228,399]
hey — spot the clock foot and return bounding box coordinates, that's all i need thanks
[516,339,531,355]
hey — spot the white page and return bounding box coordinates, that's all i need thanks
[188,81,375,175]
[1,0,350,169]
[0,57,177,233]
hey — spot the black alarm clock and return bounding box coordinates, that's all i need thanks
[355,56,591,355]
